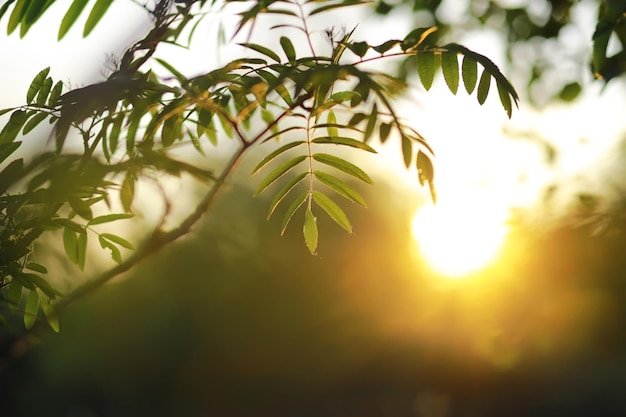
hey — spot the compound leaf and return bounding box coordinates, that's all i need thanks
[303,206,318,254]
[311,136,376,153]
[26,67,50,104]
[252,141,306,175]
[313,190,352,233]
[314,171,366,206]
[267,171,307,219]
[281,191,307,235]
[254,155,307,196]
[100,233,134,250]
[313,153,372,184]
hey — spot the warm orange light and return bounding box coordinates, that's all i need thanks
[411,194,510,278]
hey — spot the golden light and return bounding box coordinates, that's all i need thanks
[411,190,511,278]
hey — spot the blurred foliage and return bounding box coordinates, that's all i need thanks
[375,0,626,104]
[1,179,626,416]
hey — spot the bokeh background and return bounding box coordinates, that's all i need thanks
[2,0,626,416]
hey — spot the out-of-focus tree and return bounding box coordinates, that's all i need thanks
[373,0,626,104]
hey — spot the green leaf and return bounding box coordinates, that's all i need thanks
[313,190,352,233]
[280,191,307,235]
[54,218,86,234]
[0,0,16,23]
[314,171,366,206]
[0,110,28,144]
[154,58,187,84]
[100,233,134,249]
[24,289,39,329]
[59,0,89,39]
[251,141,306,175]
[161,115,181,148]
[108,113,124,155]
[497,81,513,118]
[267,172,307,219]
[311,136,376,153]
[7,0,27,35]
[48,80,63,106]
[88,213,134,226]
[254,155,307,196]
[477,69,491,105]
[416,150,434,186]
[68,196,93,221]
[326,110,338,137]
[441,52,459,95]
[7,280,22,313]
[83,0,113,37]
[98,235,122,263]
[0,157,22,194]
[239,43,281,63]
[23,0,50,26]
[63,227,78,265]
[558,82,582,102]
[364,103,377,142]
[401,135,412,168]
[25,262,48,274]
[346,41,369,58]
[330,91,360,103]
[379,122,391,143]
[308,0,367,16]
[77,232,87,270]
[22,112,48,135]
[417,52,436,90]
[303,206,318,254]
[120,172,135,212]
[0,142,21,164]
[462,56,477,94]
[280,36,296,63]
[22,273,59,298]
[26,67,50,104]
[41,297,59,332]
[373,39,400,54]
[401,26,437,51]
[313,153,373,184]
[35,76,53,106]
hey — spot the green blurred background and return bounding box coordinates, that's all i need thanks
[1,173,626,417]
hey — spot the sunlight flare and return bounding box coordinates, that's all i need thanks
[411,192,511,278]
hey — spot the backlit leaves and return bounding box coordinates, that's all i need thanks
[313,153,373,184]
[303,206,318,254]
[417,52,436,90]
[0,0,522,324]
[441,52,459,94]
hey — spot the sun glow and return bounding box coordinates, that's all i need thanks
[411,191,511,278]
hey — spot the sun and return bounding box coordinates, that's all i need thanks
[411,192,511,278]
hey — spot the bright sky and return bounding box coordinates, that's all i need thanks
[1,1,625,277]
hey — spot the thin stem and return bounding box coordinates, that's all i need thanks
[297,1,318,63]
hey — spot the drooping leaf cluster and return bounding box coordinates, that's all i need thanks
[0,0,518,329]
[373,0,626,103]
